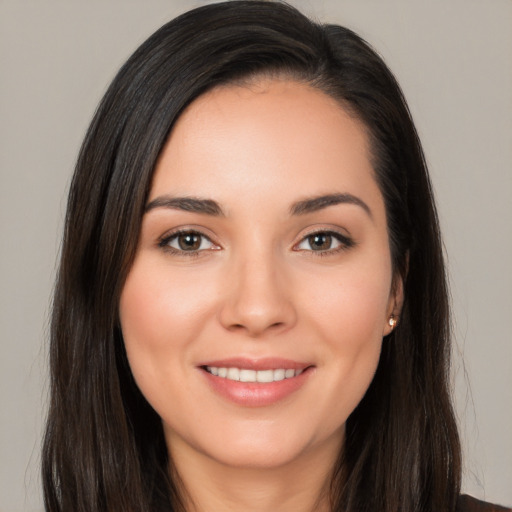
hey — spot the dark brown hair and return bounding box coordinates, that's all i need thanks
[43,1,461,511]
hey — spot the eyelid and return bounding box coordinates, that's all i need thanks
[158,227,221,255]
[293,228,355,253]
[156,225,354,257]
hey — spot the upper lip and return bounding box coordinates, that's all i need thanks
[197,357,312,371]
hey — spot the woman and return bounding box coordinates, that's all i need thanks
[41,1,510,511]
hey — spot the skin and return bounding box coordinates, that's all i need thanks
[119,79,403,512]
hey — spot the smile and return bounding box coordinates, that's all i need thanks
[199,358,313,406]
[205,366,304,383]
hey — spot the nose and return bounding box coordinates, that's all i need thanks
[218,251,297,337]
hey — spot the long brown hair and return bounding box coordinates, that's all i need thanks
[43,2,461,511]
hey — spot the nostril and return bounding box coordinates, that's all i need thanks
[218,289,297,336]
[226,320,286,336]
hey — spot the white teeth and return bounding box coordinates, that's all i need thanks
[205,366,305,382]
[273,369,285,381]
[239,369,256,382]
[227,367,240,381]
[256,369,274,383]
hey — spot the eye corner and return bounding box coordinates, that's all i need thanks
[293,229,355,255]
[158,228,221,256]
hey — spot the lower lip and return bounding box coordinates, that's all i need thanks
[201,367,313,407]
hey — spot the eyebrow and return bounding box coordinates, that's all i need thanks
[145,196,225,216]
[144,192,371,218]
[290,193,372,218]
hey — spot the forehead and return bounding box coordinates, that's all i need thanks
[150,79,383,218]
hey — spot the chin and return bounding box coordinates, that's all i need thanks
[212,440,307,470]
[165,417,344,472]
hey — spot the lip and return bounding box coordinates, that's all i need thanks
[198,357,310,371]
[197,357,314,407]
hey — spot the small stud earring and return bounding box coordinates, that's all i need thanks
[388,314,397,330]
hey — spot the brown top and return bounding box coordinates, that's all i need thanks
[457,495,512,512]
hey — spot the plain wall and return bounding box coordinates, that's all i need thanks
[1,1,510,510]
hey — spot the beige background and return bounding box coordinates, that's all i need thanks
[1,1,511,510]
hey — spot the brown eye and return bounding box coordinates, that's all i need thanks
[295,230,354,254]
[308,233,332,251]
[160,230,217,253]
[177,232,202,251]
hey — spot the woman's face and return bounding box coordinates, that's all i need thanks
[119,80,401,470]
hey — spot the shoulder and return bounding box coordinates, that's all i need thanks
[457,494,512,512]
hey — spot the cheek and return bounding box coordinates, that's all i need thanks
[305,263,392,348]
[120,261,212,349]
[298,261,392,420]
[118,260,215,399]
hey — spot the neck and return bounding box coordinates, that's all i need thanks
[168,433,342,512]
[168,432,341,512]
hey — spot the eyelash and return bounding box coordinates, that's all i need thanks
[158,229,218,258]
[158,229,355,257]
[294,230,355,256]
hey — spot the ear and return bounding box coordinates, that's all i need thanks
[382,270,405,337]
